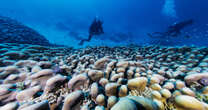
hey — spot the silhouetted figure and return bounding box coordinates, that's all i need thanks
[79,17,104,45]
[148,19,194,38]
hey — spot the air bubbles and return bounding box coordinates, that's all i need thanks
[162,0,178,19]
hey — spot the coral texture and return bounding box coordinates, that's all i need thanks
[0,16,51,46]
[0,43,208,110]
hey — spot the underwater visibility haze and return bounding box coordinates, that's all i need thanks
[0,0,208,47]
[0,0,208,110]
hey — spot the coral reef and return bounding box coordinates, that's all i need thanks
[0,16,51,46]
[0,43,208,110]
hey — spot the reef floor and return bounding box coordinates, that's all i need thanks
[0,43,208,110]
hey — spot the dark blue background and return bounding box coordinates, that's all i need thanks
[0,0,208,47]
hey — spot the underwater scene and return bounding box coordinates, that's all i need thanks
[0,0,208,110]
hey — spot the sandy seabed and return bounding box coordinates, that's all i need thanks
[0,43,208,110]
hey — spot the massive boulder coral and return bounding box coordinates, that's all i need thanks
[62,90,84,110]
[68,73,89,91]
[21,100,50,110]
[0,84,17,105]
[175,95,207,110]
[185,72,208,85]
[0,16,51,46]
[111,97,137,110]
[111,96,160,110]
[94,57,110,69]
[44,74,67,93]
[127,77,147,91]
[88,70,104,81]
[16,85,42,102]
[29,69,54,80]
[0,102,19,110]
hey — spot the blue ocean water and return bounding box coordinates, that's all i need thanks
[0,0,208,48]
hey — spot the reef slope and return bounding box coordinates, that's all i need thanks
[0,43,208,110]
[0,16,51,46]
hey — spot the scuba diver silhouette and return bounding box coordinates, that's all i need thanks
[79,17,104,45]
[148,19,194,38]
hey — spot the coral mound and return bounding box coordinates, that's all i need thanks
[0,16,51,46]
[0,43,208,110]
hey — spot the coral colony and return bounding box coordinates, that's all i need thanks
[0,44,208,110]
